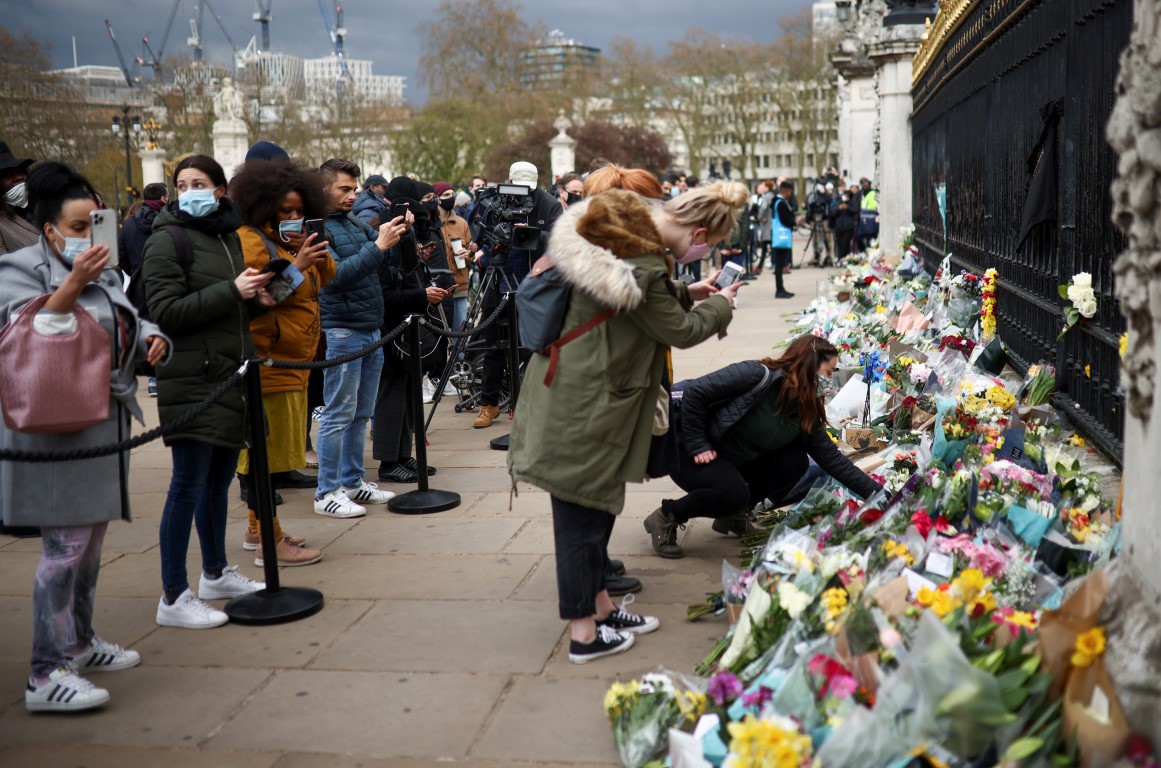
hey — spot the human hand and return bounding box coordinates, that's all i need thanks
[145,335,169,366]
[418,242,438,261]
[234,267,274,299]
[67,244,110,285]
[687,273,720,302]
[282,231,306,252]
[376,216,408,251]
[718,280,744,303]
[293,232,330,271]
[693,450,718,465]
[425,286,448,304]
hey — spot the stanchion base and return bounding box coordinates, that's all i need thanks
[742,272,758,280]
[489,434,510,451]
[388,489,461,515]
[224,587,325,625]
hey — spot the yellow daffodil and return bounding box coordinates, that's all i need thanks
[1071,626,1106,668]
[916,587,936,607]
[929,590,957,617]
[881,540,915,566]
[1121,332,1129,359]
[821,587,848,618]
[1084,364,1091,378]
[952,568,991,601]
[1069,434,1086,447]
[1006,610,1038,631]
[970,591,998,615]
[727,714,813,768]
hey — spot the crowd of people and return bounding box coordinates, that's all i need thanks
[0,137,885,707]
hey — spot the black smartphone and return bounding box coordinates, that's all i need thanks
[392,202,409,221]
[304,218,326,244]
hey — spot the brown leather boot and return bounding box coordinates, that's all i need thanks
[473,405,501,428]
[643,506,684,558]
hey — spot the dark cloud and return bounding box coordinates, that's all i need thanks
[9,0,812,103]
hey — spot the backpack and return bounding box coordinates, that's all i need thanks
[125,224,195,316]
[516,255,613,386]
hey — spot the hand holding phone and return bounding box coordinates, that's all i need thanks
[304,218,327,245]
[714,261,745,291]
[89,209,119,269]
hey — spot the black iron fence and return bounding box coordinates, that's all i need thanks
[911,0,1131,463]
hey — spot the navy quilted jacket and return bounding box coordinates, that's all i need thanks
[320,212,385,331]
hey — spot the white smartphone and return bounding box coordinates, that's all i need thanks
[714,260,745,290]
[89,209,119,269]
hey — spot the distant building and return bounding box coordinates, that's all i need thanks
[303,57,406,105]
[50,65,154,111]
[519,30,600,90]
[812,2,839,38]
[238,51,305,100]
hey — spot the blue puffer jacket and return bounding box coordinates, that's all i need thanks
[320,212,385,331]
[352,189,387,224]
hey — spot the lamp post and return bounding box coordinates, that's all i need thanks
[111,106,141,205]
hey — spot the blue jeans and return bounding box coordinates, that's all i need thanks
[317,328,383,497]
[453,296,467,332]
[159,440,238,594]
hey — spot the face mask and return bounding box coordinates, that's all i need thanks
[5,182,27,209]
[438,197,456,212]
[676,232,711,265]
[278,217,304,241]
[50,225,88,265]
[669,187,680,198]
[566,192,584,205]
[817,374,834,399]
[178,188,219,218]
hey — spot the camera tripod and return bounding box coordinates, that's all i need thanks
[799,218,834,268]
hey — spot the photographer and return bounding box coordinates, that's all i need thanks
[828,184,860,263]
[471,160,563,429]
[805,183,833,266]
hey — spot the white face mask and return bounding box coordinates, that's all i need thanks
[5,182,27,209]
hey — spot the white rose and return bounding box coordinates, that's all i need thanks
[1078,298,1098,318]
[1066,285,1085,304]
[1072,272,1092,288]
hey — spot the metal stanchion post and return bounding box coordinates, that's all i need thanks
[388,315,461,514]
[490,291,520,452]
[225,361,325,624]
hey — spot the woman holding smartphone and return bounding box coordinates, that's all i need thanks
[228,159,336,567]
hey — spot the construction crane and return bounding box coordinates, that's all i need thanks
[253,0,274,52]
[104,19,138,88]
[315,1,355,94]
[187,0,241,65]
[136,0,181,81]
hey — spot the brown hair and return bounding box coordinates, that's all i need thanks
[583,164,664,199]
[318,158,361,185]
[759,334,838,432]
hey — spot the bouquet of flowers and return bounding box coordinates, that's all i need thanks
[605,671,706,768]
[1022,363,1057,407]
[981,268,998,340]
[899,224,916,250]
[1058,272,1098,339]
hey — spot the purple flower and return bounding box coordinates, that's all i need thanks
[742,685,774,709]
[707,670,743,706]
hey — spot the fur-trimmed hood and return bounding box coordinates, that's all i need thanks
[545,189,668,313]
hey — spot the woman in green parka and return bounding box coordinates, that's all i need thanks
[508,181,748,664]
[142,155,275,630]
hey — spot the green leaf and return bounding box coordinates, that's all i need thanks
[1004,737,1046,762]
[1001,686,1030,711]
[981,711,1020,726]
[1058,285,1070,299]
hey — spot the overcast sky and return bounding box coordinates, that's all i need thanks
[8,0,813,102]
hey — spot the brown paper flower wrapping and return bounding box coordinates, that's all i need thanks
[1062,659,1129,768]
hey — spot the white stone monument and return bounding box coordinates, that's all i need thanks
[140,147,167,188]
[211,77,249,177]
[832,0,887,185]
[548,111,578,182]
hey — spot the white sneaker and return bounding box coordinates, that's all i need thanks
[314,489,367,518]
[437,377,457,396]
[25,667,110,712]
[155,589,228,629]
[198,566,265,600]
[421,377,435,404]
[67,636,141,673]
[342,481,395,505]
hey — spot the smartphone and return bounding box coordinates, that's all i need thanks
[260,258,305,304]
[304,218,327,245]
[89,209,119,269]
[392,202,410,221]
[714,260,745,290]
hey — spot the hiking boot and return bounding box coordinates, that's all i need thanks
[473,405,501,428]
[607,559,626,577]
[568,625,635,664]
[255,537,323,568]
[597,594,659,635]
[606,573,642,597]
[643,506,684,558]
[711,510,761,537]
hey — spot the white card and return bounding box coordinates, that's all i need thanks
[924,551,954,578]
[1088,685,1111,725]
[903,568,938,598]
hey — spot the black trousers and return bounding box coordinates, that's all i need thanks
[772,248,793,293]
[371,356,413,464]
[666,445,809,524]
[835,229,856,261]
[550,496,615,620]
[479,286,507,407]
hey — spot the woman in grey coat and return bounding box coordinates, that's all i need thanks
[0,163,169,713]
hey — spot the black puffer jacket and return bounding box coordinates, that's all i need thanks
[675,360,881,499]
[142,200,254,449]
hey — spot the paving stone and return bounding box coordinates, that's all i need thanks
[325,517,526,555]
[275,756,615,768]
[209,670,506,759]
[0,745,280,768]
[511,555,721,608]
[93,552,268,599]
[471,677,621,764]
[0,596,162,665]
[0,519,162,556]
[311,600,563,674]
[0,661,29,712]
[291,552,537,601]
[0,667,272,749]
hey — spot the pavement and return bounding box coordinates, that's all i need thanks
[0,247,829,768]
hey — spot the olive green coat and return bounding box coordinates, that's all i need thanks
[508,191,733,515]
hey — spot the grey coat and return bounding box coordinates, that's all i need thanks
[0,238,169,527]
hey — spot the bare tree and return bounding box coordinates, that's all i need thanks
[774,10,840,192]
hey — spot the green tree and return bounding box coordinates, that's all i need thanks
[388,99,495,185]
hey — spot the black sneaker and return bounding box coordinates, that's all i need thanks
[378,463,419,483]
[271,471,318,489]
[598,595,659,635]
[606,573,642,597]
[775,290,796,299]
[607,559,626,577]
[568,625,635,665]
[402,457,437,476]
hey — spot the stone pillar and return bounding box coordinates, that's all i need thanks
[140,147,167,188]
[212,119,250,179]
[548,110,578,181]
[833,57,879,184]
[868,26,923,251]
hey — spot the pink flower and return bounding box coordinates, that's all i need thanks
[742,686,774,709]
[707,670,743,706]
[826,673,859,699]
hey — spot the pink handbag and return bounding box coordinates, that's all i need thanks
[0,293,111,433]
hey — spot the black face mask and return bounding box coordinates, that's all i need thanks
[439,197,456,212]
[566,192,584,205]
[422,201,439,218]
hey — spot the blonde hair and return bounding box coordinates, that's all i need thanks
[663,180,749,240]
[583,164,664,199]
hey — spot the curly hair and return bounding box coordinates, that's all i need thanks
[228,160,328,230]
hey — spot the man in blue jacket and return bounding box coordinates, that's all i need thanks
[314,158,407,519]
[352,173,389,225]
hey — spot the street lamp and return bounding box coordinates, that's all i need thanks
[111,106,141,206]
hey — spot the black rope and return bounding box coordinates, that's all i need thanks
[264,317,412,371]
[419,293,510,339]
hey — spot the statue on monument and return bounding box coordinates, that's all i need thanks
[213,77,245,124]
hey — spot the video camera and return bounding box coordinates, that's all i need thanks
[472,184,541,264]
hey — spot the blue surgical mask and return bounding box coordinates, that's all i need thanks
[278,218,304,241]
[178,188,219,218]
[51,226,89,265]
